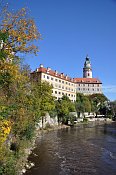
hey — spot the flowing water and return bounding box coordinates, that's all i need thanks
[25,122,116,175]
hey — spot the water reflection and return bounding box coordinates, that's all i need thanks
[25,122,116,175]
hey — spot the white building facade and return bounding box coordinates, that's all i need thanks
[74,56,102,95]
[31,56,102,99]
[31,64,77,102]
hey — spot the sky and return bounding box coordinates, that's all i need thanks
[5,0,116,101]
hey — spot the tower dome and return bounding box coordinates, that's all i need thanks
[84,56,91,68]
[83,56,92,78]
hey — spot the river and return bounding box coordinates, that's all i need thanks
[24,122,116,175]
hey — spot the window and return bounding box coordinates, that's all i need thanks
[59,85,61,88]
[79,88,80,90]
[59,92,61,94]
[43,75,45,78]
[71,94,73,97]
[62,92,64,95]
[51,77,53,80]
[55,91,57,94]
[79,84,80,86]
[97,89,99,91]
[69,83,70,85]
[97,84,99,87]
[62,86,64,89]
[83,84,85,86]
[59,80,61,83]
[55,79,57,82]
[62,81,64,84]
[52,90,53,93]
[88,84,89,87]
[93,84,94,87]
[47,76,49,79]
[69,94,70,96]
[66,82,67,84]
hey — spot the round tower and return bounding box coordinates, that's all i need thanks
[83,56,92,78]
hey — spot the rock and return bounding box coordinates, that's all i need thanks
[30,162,35,167]
[22,169,26,173]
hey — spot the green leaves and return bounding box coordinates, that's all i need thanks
[55,95,75,124]
[75,93,91,113]
[32,81,55,118]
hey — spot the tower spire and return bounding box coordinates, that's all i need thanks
[83,56,92,78]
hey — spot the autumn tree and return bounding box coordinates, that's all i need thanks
[0,5,41,174]
[0,6,41,61]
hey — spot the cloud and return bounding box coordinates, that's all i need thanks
[103,85,116,93]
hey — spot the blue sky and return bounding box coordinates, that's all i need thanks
[7,0,116,101]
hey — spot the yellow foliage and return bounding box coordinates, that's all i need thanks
[0,120,12,145]
[1,7,41,57]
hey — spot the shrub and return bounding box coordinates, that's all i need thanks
[83,117,88,123]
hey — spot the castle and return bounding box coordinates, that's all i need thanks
[31,56,102,101]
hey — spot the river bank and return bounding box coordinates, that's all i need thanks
[20,119,114,174]
[20,124,70,174]
[24,121,116,175]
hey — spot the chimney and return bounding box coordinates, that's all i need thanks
[66,74,68,79]
[60,73,64,78]
[40,64,43,68]
[47,67,51,73]
[55,70,58,76]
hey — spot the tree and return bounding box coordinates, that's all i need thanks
[110,100,116,119]
[32,81,55,127]
[89,93,108,117]
[0,6,41,61]
[0,5,41,174]
[75,93,91,117]
[55,95,75,124]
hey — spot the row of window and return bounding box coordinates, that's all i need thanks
[52,90,75,98]
[78,84,99,87]
[78,88,100,91]
[53,84,75,92]
[43,75,75,86]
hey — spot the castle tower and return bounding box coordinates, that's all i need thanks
[83,56,92,78]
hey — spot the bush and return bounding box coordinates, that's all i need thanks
[44,122,52,130]
[0,154,17,175]
[20,124,35,140]
[83,117,88,123]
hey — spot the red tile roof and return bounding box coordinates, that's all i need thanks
[31,67,75,82]
[73,78,102,84]
[31,66,102,84]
